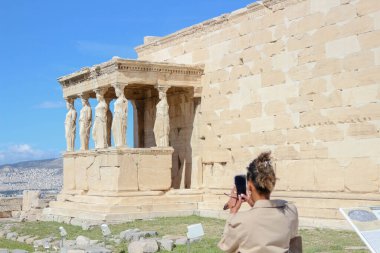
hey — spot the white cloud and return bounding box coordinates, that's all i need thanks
[0,144,60,165]
[35,101,65,109]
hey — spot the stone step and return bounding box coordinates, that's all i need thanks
[49,200,197,213]
[57,193,203,205]
[44,207,197,223]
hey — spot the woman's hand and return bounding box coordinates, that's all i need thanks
[226,187,243,214]
[230,195,243,214]
[241,192,254,207]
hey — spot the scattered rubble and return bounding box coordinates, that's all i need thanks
[0,223,199,252]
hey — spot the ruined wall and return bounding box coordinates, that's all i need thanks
[136,0,380,224]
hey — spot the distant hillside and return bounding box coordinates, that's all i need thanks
[0,158,63,170]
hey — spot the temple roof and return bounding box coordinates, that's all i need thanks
[58,57,204,99]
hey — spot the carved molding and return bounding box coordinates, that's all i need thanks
[58,58,204,89]
[135,0,306,55]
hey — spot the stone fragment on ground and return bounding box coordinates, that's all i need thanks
[76,235,91,248]
[5,232,17,240]
[157,238,174,251]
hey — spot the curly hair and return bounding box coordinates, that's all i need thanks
[246,151,276,195]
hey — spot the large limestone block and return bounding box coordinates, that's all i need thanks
[274,145,300,160]
[288,64,313,81]
[309,0,340,14]
[357,0,380,16]
[288,13,324,35]
[342,51,374,72]
[264,101,287,116]
[274,114,296,130]
[202,149,231,164]
[313,91,342,109]
[314,159,344,191]
[228,75,261,110]
[63,156,76,191]
[287,34,312,52]
[327,139,380,159]
[286,160,316,191]
[87,157,102,191]
[288,98,313,113]
[312,59,342,77]
[249,116,274,132]
[344,158,379,192]
[22,191,40,211]
[300,110,328,127]
[240,103,262,119]
[326,36,360,59]
[287,128,313,144]
[325,4,356,25]
[284,0,310,21]
[74,156,93,191]
[119,154,138,191]
[341,15,374,38]
[99,166,122,191]
[203,163,235,189]
[272,52,298,71]
[299,143,328,159]
[261,70,286,87]
[258,83,298,102]
[342,84,379,107]
[138,153,172,191]
[347,123,378,138]
[314,125,344,142]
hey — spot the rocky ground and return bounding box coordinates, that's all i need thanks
[0,222,192,253]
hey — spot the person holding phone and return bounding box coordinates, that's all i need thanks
[218,151,299,253]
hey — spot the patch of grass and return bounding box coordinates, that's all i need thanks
[0,238,34,251]
[5,216,369,253]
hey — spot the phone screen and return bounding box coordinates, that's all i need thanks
[235,175,246,196]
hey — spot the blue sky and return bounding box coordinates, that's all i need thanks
[0,0,254,165]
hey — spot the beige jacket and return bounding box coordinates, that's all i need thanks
[218,199,298,253]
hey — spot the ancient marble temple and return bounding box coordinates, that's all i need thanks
[45,58,204,222]
[45,0,380,228]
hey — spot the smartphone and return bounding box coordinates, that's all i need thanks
[235,175,246,196]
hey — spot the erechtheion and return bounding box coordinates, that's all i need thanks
[44,0,380,228]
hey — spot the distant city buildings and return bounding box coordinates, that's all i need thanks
[0,167,62,196]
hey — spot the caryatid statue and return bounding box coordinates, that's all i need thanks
[153,86,170,147]
[79,95,92,150]
[92,89,108,149]
[112,84,128,147]
[64,98,77,152]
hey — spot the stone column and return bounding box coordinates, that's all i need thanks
[92,88,108,149]
[79,94,92,150]
[131,100,145,148]
[105,98,113,147]
[64,98,77,152]
[153,86,170,147]
[112,83,128,147]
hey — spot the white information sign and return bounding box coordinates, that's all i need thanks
[340,207,380,253]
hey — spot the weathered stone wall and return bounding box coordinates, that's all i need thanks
[0,197,22,218]
[136,0,380,224]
